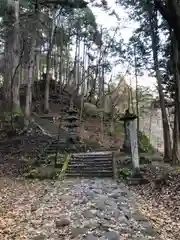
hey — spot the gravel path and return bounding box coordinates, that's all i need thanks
[0,178,157,240]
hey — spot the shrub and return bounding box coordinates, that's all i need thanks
[118,167,132,179]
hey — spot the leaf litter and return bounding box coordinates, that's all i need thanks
[129,164,180,240]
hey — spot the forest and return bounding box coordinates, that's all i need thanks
[0,0,180,239]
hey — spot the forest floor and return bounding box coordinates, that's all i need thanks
[0,178,157,240]
[0,114,180,240]
[129,164,180,240]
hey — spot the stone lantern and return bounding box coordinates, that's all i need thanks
[120,109,141,177]
[120,109,136,153]
[65,108,79,143]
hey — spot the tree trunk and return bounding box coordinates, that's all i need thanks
[154,0,180,45]
[171,31,180,164]
[44,12,56,113]
[25,43,35,125]
[172,105,180,164]
[149,5,172,161]
[25,1,39,125]
[3,0,20,112]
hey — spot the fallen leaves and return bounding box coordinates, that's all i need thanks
[0,179,48,239]
[129,164,180,240]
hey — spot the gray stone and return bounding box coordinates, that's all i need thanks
[109,192,119,199]
[60,195,74,201]
[120,191,128,197]
[55,217,70,228]
[71,227,88,237]
[105,199,117,208]
[85,233,98,240]
[133,211,147,221]
[99,221,110,231]
[93,188,103,194]
[31,205,37,212]
[86,190,96,198]
[110,183,118,189]
[33,234,46,240]
[141,225,156,236]
[85,221,100,229]
[97,195,109,201]
[83,209,94,218]
[96,211,106,219]
[103,231,119,240]
[31,219,42,227]
[94,200,106,210]
[94,195,109,210]
[80,197,88,204]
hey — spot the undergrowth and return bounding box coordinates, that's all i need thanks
[114,122,155,153]
[24,153,70,180]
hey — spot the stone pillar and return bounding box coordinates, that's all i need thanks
[120,109,131,153]
[123,120,131,153]
[120,110,141,177]
[129,118,140,171]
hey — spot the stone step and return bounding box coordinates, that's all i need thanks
[72,152,112,156]
[39,150,114,178]
[68,168,113,172]
[72,154,112,160]
[69,161,112,165]
[68,164,113,170]
[70,159,112,164]
[71,156,112,160]
[40,157,112,165]
[66,171,113,178]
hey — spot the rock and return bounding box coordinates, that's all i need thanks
[105,199,117,208]
[86,190,96,199]
[71,227,88,237]
[99,221,111,231]
[33,233,46,240]
[83,210,94,218]
[31,205,37,212]
[127,177,149,186]
[109,192,119,199]
[94,200,106,210]
[94,196,109,210]
[85,221,100,229]
[132,211,147,221]
[85,233,98,240]
[31,219,42,227]
[55,217,70,228]
[141,226,156,236]
[93,188,102,194]
[60,195,73,201]
[80,197,88,204]
[103,231,119,240]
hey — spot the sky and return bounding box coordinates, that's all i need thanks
[90,0,157,92]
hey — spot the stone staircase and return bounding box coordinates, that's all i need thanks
[33,113,115,178]
[66,152,114,178]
